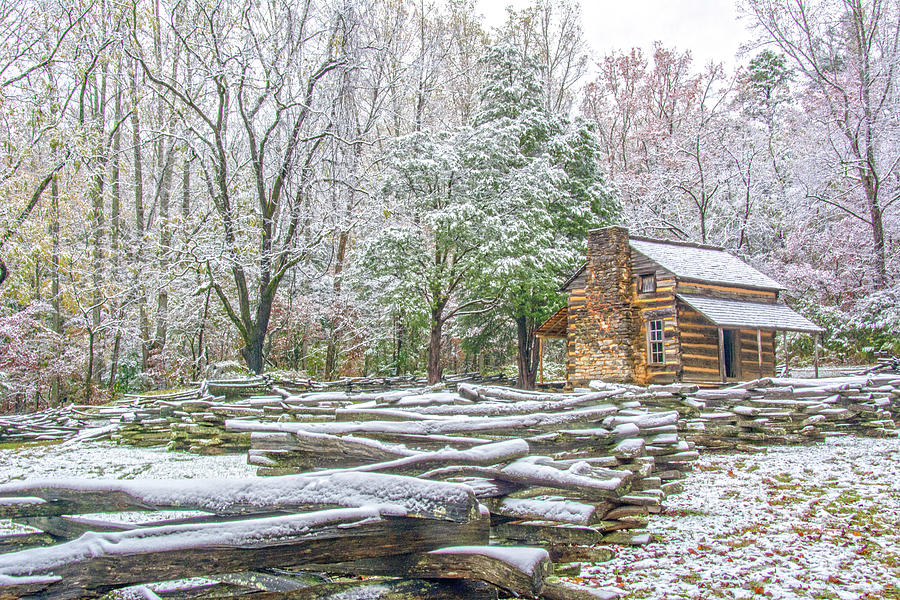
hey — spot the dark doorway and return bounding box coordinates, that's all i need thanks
[723,329,739,379]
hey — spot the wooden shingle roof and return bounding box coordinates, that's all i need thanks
[534,306,568,338]
[629,237,783,291]
[676,293,824,333]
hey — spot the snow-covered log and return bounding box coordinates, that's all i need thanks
[307,439,531,477]
[499,457,631,500]
[0,472,480,522]
[0,506,490,599]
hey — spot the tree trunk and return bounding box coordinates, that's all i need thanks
[394,309,405,376]
[131,59,150,371]
[50,175,61,406]
[194,286,211,380]
[241,325,268,375]
[89,73,107,385]
[427,310,443,385]
[241,289,275,375]
[862,171,886,289]
[84,331,95,404]
[181,153,191,220]
[515,315,539,390]
[108,66,123,394]
[325,230,350,380]
[108,333,122,392]
[153,0,171,351]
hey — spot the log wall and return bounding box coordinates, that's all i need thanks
[676,305,777,383]
[738,329,776,380]
[677,304,721,383]
[631,249,679,386]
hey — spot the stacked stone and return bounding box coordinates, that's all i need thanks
[566,227,639,388]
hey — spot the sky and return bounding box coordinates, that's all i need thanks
[476,0,758,72]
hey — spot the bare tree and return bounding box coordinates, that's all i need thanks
[496,0,588,113]
[130,0,359,373]
[0,0,91,288]
[744,0,900,288]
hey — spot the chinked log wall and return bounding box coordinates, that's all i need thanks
[631,249,678,386]
[677,304,723,383]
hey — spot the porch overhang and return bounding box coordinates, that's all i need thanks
[675,293,824,334]
[535,306,568,338]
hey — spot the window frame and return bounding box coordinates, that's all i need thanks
[639,273,657,294]
[647,319,666,365]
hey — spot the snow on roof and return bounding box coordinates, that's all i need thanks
[629,237,784,290]
[676,293,824,333]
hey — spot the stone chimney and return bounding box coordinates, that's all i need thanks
[567,226,638,385]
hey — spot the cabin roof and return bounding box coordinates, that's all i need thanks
[561,236,785,292]
[676,293,824,334]
[534,306,568,338]
[559,265,587,292]
[629,237,784,291]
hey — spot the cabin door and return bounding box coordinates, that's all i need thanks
[723,329,739,379]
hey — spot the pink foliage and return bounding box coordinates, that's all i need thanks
[0,302,80,411]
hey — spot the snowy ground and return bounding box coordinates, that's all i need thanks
[581,436,900,600]
[0,440,256,483]
[1,436,899,599]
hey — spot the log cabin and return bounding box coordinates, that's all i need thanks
[535,226,823,387]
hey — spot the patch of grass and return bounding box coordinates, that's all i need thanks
[824,488,863,514]
[663,508,708,518]
[773,472,794,483]
[791,523,822,539]
[0,439,63,450]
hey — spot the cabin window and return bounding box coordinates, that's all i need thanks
[648,319,665,364]
[639,273,657,294]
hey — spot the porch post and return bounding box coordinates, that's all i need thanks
[814,332,820,379]
[538,337,544,385]
[783,330,789,376]
[717,327,726,383]
[757,329,763,378]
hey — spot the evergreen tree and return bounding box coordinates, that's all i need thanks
[467,45,618,388]
[361,45,617,386]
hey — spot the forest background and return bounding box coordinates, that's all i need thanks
[1,0,898,411]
